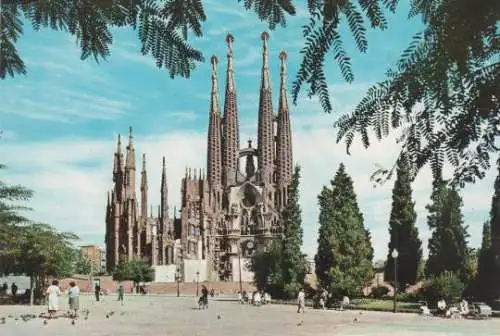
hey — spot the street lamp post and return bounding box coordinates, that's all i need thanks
[196,271,200,297]
[175,268,181,297]
[391,249,399,313]
[237,242,244,294]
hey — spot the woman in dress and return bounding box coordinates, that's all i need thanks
[46,280,61,319]
[68,281,80,318]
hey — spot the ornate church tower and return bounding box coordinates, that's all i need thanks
[221,34,240,187]
[207,55,223,211]
[257,32,275,209]
[276,51,293,209]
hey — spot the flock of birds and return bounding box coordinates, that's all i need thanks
[0,308,128,326]
[0,302,365,330]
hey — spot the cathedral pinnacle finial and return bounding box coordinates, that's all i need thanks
[128,126,133,140]
[210,55,219,115]
[248,139,252,148]
[225,33,235,92]
[142,153,146,170]
[279,51,288,111]
[162,156,166,168]
[116,134,122,152]
[260,32,270,90]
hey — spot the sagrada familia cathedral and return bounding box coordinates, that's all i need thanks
[105,32,293,282]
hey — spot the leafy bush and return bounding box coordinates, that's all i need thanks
[397,291,420,302]
[421,272,465,303]
[112,259,155,284]
[370,286,389,299]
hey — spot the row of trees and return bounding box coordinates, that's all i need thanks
[315,154,500,302]
[251,152,500,302]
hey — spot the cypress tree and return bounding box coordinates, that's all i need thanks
[281,166,307,297]
[473,222,495,299]
[314,163,373,296]
[426,183,470,283]
[489,156,500,298]
[384,155,422,289]
[249,166,306,299]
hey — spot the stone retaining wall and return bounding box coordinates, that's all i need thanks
[58,276,255,294]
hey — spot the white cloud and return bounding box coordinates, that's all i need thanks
[0,98,495,259]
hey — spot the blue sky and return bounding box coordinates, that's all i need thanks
[0,1,496,261]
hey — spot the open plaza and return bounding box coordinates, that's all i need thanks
[1,295,499,336]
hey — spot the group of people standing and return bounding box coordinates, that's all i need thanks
[45,280,80,319]
[1,282,18,296]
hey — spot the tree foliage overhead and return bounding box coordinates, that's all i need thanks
[425,180,470,283]
[315,163,374,297]
[335,0,500,187]
[384,154,422,289]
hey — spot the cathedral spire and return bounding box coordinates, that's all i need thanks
[160,156,169,235]
[222,33,240,186]
[140,153,148,218]
[226,34,235,93]
[113,134,122,176]
[207,58,223,188]
[124,126,136,199]
[276,51,293,204]
[260,31,270,90]
[257,32,275,183]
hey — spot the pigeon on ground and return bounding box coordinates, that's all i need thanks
[1,317,6,324]
[108,311,115,316]
[14,317,18,320]
[105,314,109,318]
[8,315,13,318]
[120,312,125,316]
[71,319,75,325]
[217,315,221,320]
[297,320,303,327]
[353,317,358,322]
[43,320,48,325]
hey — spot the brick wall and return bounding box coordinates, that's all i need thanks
[59,276,255,295]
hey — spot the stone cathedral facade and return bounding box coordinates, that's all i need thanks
[105,32,293,282]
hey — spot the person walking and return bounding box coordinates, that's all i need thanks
[117,283,124,305]
[94,283,101,302]
[297,288,306,314]
[46,280,61,319]
[201,285,209,309]
[68,281,80,318]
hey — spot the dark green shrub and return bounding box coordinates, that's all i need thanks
[370,286,389,299]
[421,271,465,304]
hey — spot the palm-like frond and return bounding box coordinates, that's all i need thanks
[335,0,500,186]
[237,0,296,29]
[1,0,207,79]
[292,0,388,114]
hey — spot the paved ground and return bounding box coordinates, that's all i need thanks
[1,294,499,335]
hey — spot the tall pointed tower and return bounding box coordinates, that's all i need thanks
[222,34,240,187]
[257,32,275,208]
[140,154,148,218]
[207,55,223,211]
[276,51,293,209]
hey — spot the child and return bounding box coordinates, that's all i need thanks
[68,281,80,318]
